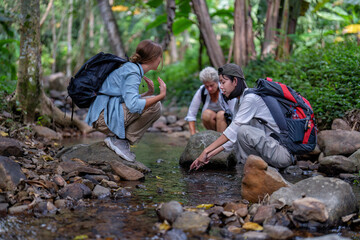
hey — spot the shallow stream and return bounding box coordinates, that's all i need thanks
[0,133,360,239]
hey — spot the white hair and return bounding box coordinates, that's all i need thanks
[199,67,219,83]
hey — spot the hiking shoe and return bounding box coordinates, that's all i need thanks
[104,136,136,162]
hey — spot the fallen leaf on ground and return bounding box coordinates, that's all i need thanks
[242,222,263,231]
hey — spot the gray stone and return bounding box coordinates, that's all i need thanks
[0,137,24,157]
[58,183,92,200]
[318,130,360,156]
[263,225,293,240]
[164,228,187,240]
[172,211,211,234]
[166,115,177,124]
[0,156,26,191]
[241,231,269,240]
[110,161,144,181]
[292,197,328,222]
[253,205,276,224]
[179,130,236,169]
[318,155,357,174]
[331,119,351,131]
[32,125,62,140]
[59,161,106,175]
[158,201,183,224]
[0,203,8,215]
[92,185,110,199]
[56,141,151,173]
[270,176,358,226]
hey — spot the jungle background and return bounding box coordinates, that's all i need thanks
[0,0,359,132]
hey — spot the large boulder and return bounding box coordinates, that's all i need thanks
[0,156,26,191]
[241,155,291,202]
[270,175,358,226]
[318,130,360,156]
[32,125,62,140]
[179,130,236,169]
[318,155,357,174]
[56,141,151,173]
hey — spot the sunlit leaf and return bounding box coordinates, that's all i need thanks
[196,204,214,209]
[73,235,88,240]
[313,0,331,13]
[159,221,171,231]
[177,0,191,18]
[42,155,54,161]
[324,3,348,16]
[242,222,263,231]
[210,9,234,19]
[156,176,163,179]
[343,24,360,33]
[112,5,129,12]
[173,18,194,35]
[146,14,167,30]
[0,131,8,137]
[316,11,345,21]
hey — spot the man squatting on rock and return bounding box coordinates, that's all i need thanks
[190,63,293,171]
[85,40,166,162]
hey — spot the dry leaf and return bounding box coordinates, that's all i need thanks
[242,222,263,231]
[0,131,8,137]
[196,204,214,209]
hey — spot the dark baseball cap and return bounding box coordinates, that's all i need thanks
[218,63,244,79]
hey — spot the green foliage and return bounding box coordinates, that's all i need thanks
[244,41,360,130]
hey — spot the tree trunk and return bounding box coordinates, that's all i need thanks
[97,0,125,57]
[285,0,302,54]
[234,0,255,66]
[169,35,178,63]
[89,7,94,48]
[74,0,90,73]
[276,0,290,61]
[261,0,280,57]
[17,0,42,123]
[51,4,57,73]
[191,0,225,68]
[162,0,176,51]
[66,0,73,78]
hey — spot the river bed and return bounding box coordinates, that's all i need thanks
[0,132,360,239]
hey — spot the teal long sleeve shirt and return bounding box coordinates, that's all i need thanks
[85,62,146,139]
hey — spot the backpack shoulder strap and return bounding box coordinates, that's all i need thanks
[201,85,206,105]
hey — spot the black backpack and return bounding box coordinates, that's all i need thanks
[67,52,128,109]
[245,77,317,155]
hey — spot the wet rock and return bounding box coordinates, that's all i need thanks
[110,161,144,181]
[32,125,62,140]
[270,175,358,226]
[34,201,57,215]
[52,174,66,187]
[8,204,30,214]
[303,234,351,240]
[92,185,110,199]
[172,211,211,234]
[82,179,95,190]
[58,160,106,175]
[263,212,291,227]
[0,137,24,157]
[284,165,303,175]
[0,156,26,191]
[253,205,276,224]
[318,155,357,174]
[114,188,131,198]
[86,175,109,182]
[166,115,177,124]
[240,231,269,240]
[179,130,236,169]
[292,197,328,222]
[297,160,313,170]
[0,193,7,203]
[0,203,8,215]
[318,130,360,156]
[241,155,290,202]
[56,142,151,173]
[100,179,118,188]
[54,199,69,209]
[331,119,351,131]
[263,225,293,240]
[58,183,92,200]
[158,200,183,224]
[163,228,187,240]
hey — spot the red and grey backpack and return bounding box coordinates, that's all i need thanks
[246,77,317,155]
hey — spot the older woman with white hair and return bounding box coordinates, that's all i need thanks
[185,67,236,135]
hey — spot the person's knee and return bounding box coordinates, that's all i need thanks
[216,111,225,121]
[202,109,215,121]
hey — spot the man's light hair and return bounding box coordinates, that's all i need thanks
[199,67,219,83]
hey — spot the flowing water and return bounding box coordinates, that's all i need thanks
[0,133,360,239]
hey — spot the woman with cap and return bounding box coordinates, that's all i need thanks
[185,67,236,135]
[189,63,293,170]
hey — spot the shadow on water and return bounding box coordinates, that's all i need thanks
[1,132,360,239]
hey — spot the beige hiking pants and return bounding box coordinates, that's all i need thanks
[93,101,161,145]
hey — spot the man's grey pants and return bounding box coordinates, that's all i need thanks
[235,125,292,169]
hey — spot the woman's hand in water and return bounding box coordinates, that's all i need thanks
[189,151,209,171]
